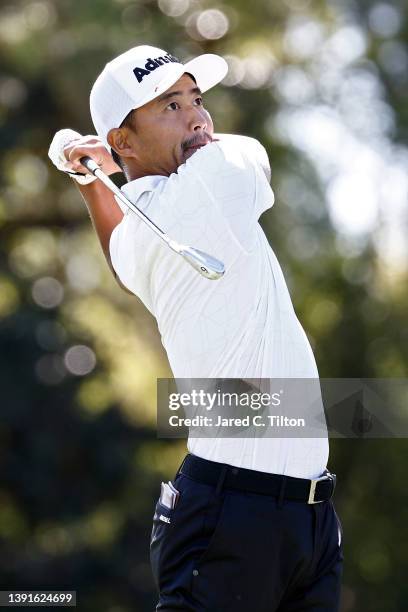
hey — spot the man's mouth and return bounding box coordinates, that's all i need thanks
[182,135,212,156]
[186,143,206,151]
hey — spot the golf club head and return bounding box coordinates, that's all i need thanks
[179,246,225,280]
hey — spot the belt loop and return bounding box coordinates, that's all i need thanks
[215,465,228,496]
[277,476,286,508]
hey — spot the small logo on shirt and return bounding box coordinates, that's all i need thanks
[133,54,180,83]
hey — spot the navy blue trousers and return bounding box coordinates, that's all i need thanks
[150,459,343,611]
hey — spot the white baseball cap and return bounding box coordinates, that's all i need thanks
[90,45,228,147]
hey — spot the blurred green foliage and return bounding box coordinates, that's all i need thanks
[0,0,407,610]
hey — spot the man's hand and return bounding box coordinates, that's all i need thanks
[64,135,121,177]
[48,129,133,294]
[48,129,121,184]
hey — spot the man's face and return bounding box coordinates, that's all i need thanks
[111,74,214,178]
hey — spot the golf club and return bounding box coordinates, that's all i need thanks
[80,156,225,280]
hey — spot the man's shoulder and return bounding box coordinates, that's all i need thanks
[214,133,262,145]
[213,134,271,182]
[182,133,268,169]
[213,133,266,152]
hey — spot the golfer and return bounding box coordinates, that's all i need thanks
[49,45,343,611]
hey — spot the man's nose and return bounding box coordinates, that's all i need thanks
[188,107,207,131]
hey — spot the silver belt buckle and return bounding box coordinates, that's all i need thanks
[307,473,333,504]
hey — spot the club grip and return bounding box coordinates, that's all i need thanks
[79,156,100,174]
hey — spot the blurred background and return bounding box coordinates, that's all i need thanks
[0,0,407,610]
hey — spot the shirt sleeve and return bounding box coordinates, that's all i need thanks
[215,133,272,185]
[161,135,275,252]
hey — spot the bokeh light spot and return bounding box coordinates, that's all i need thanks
[0,7,28,44]
[66,254,101,293]
[196,9,229,40]
[240,54,275,89]
[0,77,27,108]
[273,66,315,105]
[222,55,245,87]
[158,0,189,17]
[284,17,325,60]
[368,3,401,39]
[24,1,57,31]
[326,26,367,65]
[327,173,378,235]
[12,154,48,195]
[32,277,64,309]
[9,229,59,279]
[64,345,96,376]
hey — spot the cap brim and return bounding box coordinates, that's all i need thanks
[183,54,228,92]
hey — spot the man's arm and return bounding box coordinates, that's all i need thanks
[76,180,135,295]
[162,136,275,255]
[74,179,123,274]
[62,136,133,294]
[49,130,135,293]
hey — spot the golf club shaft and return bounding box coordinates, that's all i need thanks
[79,156,225,280]
[80,156,172,248]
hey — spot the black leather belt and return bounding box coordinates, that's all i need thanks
[179,453,336,504]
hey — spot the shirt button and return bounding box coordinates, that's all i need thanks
[232,468,239,475]
[193,569,199,576]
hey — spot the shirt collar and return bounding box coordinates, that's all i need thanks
[121,175,167,205]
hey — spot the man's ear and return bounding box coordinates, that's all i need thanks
[107,127,133,158]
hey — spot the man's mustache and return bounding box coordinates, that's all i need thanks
[182,132,214,151]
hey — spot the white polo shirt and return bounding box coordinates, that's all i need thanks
[109,134,329,479]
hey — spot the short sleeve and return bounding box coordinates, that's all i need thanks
[218,134,273,219]
[161,135,274,251]
[215,133,271,185]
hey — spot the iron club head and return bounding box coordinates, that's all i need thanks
[178,246,225,280]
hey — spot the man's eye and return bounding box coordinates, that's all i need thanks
[166,101,180,110]
[194,97,203,106]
